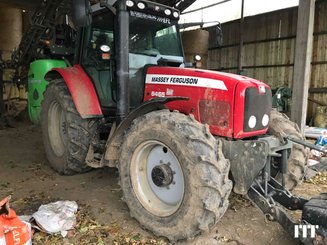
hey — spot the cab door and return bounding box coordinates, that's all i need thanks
[79,10,116,109]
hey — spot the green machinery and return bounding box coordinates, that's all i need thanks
[272,87,292,113]
[28,60,67,124]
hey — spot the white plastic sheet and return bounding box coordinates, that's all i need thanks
[32,201,78,235]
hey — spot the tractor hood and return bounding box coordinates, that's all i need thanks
[144,66,272,139]
[144,66,270,94]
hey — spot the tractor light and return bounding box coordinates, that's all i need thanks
[100,45,110,53]
[259,85,266,93]
[173,11,179,18]
[164,9,172,15]
[126,0,134,7]
[262,114,269,127]
[194,55,202,61]
[248,116,257,129]
[137,2,146,9]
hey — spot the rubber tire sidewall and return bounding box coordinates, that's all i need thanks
[41,80,97,175]
[268,109,307,190]
[119,110,232,241]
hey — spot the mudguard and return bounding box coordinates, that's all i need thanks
[101,96,189,167]
[45,65,103,118]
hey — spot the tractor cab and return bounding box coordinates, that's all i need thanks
[76,1,184,112]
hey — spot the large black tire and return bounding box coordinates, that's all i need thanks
[119,110,232,242]
[41,79,99,175]
[268,109,307,190]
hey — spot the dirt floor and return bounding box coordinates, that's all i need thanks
[0,122,326,245]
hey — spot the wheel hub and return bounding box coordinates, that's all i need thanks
[151,164,174,187]
[130,141,185,217]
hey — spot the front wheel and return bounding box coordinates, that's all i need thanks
[119,110,232,242]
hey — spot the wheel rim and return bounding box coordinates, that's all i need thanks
[48,101,67,157]
[130,140,185,217]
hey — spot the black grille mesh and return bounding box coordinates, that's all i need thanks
[243,87,272,132]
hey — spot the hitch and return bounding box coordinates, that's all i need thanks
[247,175,327,244]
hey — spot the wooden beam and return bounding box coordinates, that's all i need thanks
[291,0,315,133]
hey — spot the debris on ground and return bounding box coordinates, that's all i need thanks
[0,196,32,245]
[306,152,327,181]
[305,172,327,185]
[229,193,251,212]
[32,204,168,245]
[32,200,78,237]
[316,158,327,172]
[3,194,168,245]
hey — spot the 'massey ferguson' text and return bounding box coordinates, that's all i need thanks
[151,76,198,85]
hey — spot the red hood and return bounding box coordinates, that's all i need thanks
[146,66,270,92]
[144,66,271,139]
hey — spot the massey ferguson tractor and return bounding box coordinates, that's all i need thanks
[36,0,326,243]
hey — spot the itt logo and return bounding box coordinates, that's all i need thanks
[294,224,319,238]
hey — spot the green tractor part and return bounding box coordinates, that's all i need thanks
[28,59,67,124]
[272,87,292,113]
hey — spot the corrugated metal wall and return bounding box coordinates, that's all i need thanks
[207,0,327,118]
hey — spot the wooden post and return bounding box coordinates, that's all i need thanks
[291,0,315,133]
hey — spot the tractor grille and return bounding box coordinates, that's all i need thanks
[243,87,272,132]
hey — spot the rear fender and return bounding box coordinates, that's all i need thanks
[45,65,103,118]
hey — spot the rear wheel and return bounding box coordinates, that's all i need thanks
[41,79,99,175]
[268,109,307,190]
[119,110,232,242]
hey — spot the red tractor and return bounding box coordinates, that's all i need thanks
[40,0,327,242]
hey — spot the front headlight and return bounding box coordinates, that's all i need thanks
[262,114,269,127]
[248,116,257,129]
[137,2,146,9]
[173,11,179,18]
[164,9,172,15]
[126,0,134,7]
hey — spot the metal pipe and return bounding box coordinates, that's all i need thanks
[116,0,129,123]
[286,136,327,153]
[237,0,244,74]
[181,0,231,15]
[281,149,288,187]
[263,156,271,197]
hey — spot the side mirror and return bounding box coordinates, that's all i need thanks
[72,0,92,27]
[215,23,223,46]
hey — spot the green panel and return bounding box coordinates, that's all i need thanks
[28,59,67,124]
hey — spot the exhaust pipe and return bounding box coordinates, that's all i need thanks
[116,0,129,123]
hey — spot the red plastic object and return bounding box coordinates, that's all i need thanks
[0,196,32,245]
